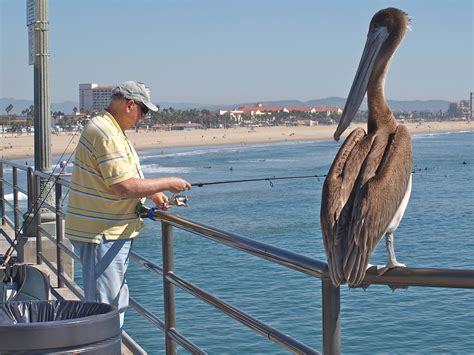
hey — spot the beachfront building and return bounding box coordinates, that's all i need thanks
[220,103,342,121]
[219,109,244,122]
[447,99,471,120]
[79,83,152,113]
[170,122,204,131]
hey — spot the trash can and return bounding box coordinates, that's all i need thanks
[0,300,121,354]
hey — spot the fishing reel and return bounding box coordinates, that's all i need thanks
[136,194,189,220]
[169,194,189,207]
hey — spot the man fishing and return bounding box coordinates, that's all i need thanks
[65,81,191,327]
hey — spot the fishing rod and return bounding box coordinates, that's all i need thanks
[156,170,439,209]
[190,169,451,188]
[134,173,328,215]
[191,170,443,187]
[191,173,328,187]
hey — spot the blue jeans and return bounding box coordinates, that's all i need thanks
[71,237,133,327]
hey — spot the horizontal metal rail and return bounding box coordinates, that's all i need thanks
[16,186,28,195]
[3,199,15,210]
[151,211,327,278]
[130,251,318,354]
[129,296,165,331]
[130,252,163,276]
[54,272,84,300]
[149,210,474,290]
[121,331,147,355]
[0,180,26,194]
[0,179,14,188]
[37,200,55,214]
[37,251,54,271]
[58,241,80,262]
[38,225,54,242]
[3,215,14,230]
[362,265,474,289]
[34,169,71,187]
[129,297,205,354]
[168,270,319,354]
[0,159,29,171]
[0,228,16,251]
[167,328,206,355]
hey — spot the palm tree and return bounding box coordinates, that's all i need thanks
[25,105,34,117]
[5,104,13,116]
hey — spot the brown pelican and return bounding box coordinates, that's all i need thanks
[321,8,412,287]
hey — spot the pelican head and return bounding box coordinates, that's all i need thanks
[334,8,410,141]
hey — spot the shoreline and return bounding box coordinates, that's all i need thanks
[1,121,472,160]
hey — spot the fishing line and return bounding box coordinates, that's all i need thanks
[1,131,78,265]
[187,170,443,189]
[190,173,328,187]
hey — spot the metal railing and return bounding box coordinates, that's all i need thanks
[1,158,474,354]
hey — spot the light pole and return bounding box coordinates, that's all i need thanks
[33,0,54,214]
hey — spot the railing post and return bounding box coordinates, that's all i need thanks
[322,278,340,355]
[34,173,42,264]
[55,182,64,287]
[0,162,5,225]
[27,167,35,211]
[12,167,20,238]
[162,222,177,355]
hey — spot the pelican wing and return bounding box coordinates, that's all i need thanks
[321,127,371,286]
[343,125,412,285]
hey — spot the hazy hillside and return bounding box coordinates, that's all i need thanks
[1,97,452,115]
[0,98,78,115]
[216,97,451,112]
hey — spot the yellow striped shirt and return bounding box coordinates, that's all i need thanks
[65,111,144,243]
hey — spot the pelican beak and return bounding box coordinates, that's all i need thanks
[334,26,389,141]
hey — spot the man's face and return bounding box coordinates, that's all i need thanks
[122,99,146,129]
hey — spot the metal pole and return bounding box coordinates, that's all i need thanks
[34,174,42,265]
[322,278,340,355]
[27,167,34,211]
[55,182,64,287]
[33,0,53,210]
[162,222,177,355]
[12,168,20,238]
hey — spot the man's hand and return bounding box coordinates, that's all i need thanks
[150,192,170,210]
[165,177,192,193]
[111,177,191,199]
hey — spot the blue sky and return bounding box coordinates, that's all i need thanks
[0,0,472,105]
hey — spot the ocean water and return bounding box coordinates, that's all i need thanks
[123,130,474,354]
[4,130,473,354]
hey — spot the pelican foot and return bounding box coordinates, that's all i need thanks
[376,262,406,276]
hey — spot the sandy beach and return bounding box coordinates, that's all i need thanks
[1,121,472,160]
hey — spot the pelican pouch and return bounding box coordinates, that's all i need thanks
[1,264,49,302]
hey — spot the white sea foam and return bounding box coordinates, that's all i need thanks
[140,164,193,174]
[142,149,212,159]
[413,131,470,139]
[227,158,294,164]
[4,192,28,201]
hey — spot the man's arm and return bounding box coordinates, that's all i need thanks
[110,177,191,199]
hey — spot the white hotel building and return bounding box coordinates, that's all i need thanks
[79,83,152,113]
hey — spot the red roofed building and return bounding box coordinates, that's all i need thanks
[220,103,342,121]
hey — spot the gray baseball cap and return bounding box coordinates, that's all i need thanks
[112,81,159,112]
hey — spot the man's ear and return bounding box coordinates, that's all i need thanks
[125,99,133,112]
